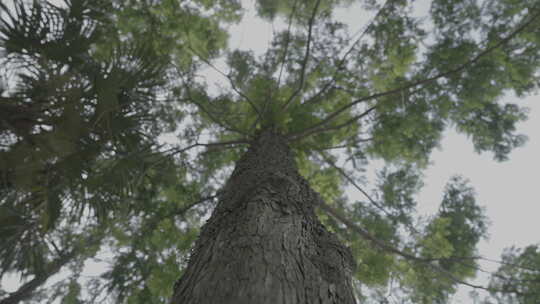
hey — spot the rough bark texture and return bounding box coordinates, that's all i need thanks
[170,129,356,304]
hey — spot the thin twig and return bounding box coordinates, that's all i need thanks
[167,193,220,218]
[312,137,374,151]
[317,151,391,217]
[181,77,250,137]
[281,0,322,112]
[276,0,300,90]
[167,138,250,156]
[304,0,394,106]
[288,104,377,141]
[185,45,263,120]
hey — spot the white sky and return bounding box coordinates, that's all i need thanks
[2,1,539,303]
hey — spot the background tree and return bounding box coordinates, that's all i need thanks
[1,0,539,303]
[0,0,235,302]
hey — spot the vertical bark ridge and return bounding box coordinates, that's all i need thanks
[171,129,357,304]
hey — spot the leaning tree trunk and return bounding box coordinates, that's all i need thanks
[170,129,357,304]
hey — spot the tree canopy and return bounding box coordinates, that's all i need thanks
[0,0,539,303]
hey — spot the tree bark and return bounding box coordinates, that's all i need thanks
[170,129,357,304]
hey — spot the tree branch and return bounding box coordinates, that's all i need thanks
[316,199,491,291]
[312,136,373,151]
[317,151,391,217]
[167,193,220,218]
[0,233,103,304]
[0,255,73,304]
[304,0,393,106]
[276,0,299,90]
[281,0,322,112]
[181,78,250,137]
[317,199,540,295]
[184,45,263,121]
[318,198,421,261]
[167,138,250,157]
[291,7,540,142]
[287,104,377,141]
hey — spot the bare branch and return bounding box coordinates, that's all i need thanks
[179,76,250,137]
[312,136,373,151]
[167,138,250,157]
[165,192,221,219]
[0,258,72,304]
[276,0,300,90]
[0,234,103,304]
[185,45,263,120]
[305,0,394,106]
[480,256,540,273]
[317,151,391,217]
[318,198,422,261]
[287,104,377,142]
[248,0,302,133]
[281,0,322,112]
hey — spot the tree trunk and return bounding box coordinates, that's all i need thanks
[170,129,357,304]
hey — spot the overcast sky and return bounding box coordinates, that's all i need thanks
[2,1,539,303]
